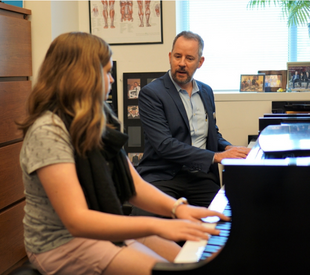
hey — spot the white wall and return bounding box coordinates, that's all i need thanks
[24,0,176,127]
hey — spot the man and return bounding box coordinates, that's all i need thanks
[304,71,310,89]
[133,81,141,92]
[131,31,250,217]
[292,71,300,89]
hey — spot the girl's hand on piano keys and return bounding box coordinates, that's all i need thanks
[153,218,221,242]
[174,203,230,223]
[150,204,231,242]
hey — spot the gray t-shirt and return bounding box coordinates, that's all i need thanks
[20,111,75,253]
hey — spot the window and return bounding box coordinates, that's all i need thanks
[176,0,310,91]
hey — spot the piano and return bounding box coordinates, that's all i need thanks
[259,113,310,134]
[259,100,310,134]
[152,122,310,274]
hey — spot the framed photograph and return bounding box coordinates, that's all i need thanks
[127,105,140,119]
[258,70,287,92]
[240,74,265,92]
[287,62,310,91]
[89,0,163,45]
[127,126,142,147]
[123,71,165,154]
[128,152,143,166]
[127,78,141,99]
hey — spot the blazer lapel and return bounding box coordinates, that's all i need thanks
[197,83,218,151]
[163,73,190,132]
[197,85,215,129]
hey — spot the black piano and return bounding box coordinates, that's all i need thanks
[259,101,310,133]
[152,123,310,274]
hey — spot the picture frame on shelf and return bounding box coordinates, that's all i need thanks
[258,70,287,92]
[89,0,163,45]
[240,74,265,92]
[287,62,310,91]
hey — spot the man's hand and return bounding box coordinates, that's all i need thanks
[213,146,251,163]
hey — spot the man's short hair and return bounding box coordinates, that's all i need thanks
[172,31,204,58]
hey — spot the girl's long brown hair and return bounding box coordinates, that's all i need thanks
[17,32,112,156]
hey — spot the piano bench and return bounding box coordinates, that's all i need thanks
[8,261,41,275]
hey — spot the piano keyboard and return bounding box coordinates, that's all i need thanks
[174,187,231,263]
[200,204,231,260]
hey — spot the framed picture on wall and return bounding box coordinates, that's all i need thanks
[123,71,165,156]
[89,0,163,45]
[258,70,287,92]
[127,78,141,99]
[127,105,140,119]
[128,152,143,167]
[287,62,310,91]
[240,74,265,92]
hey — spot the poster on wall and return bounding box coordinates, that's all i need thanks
[89,0,163,45]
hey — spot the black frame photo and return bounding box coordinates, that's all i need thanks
[123,71,165,158]
[89,0,163,45]
[128,152,143,167]
[258,70,287,92]
[127,78,141,99]
[287,62,310,91]
[240,74,265,92]
[127,105,140,119]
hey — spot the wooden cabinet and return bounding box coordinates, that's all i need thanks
[0,3,32,274]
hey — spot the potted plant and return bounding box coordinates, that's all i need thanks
[247,0,310,27]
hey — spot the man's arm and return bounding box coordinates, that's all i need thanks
[199,84,250,161]
[214,145,251,163]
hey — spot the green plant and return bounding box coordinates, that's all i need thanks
[248,0,310,27]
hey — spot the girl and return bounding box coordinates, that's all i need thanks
[18,32,227,275]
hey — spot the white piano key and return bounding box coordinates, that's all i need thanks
[174,187,228,263]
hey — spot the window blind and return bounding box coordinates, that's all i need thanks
[176,0,310,91]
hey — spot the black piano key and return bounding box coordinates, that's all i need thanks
[216,230,230,237]
[210,236,228,243]
[200,252,212,260]
[200,202,232,261]
[204,244,220,253]
[216,222,231,230]
[223,209,231,216]
[207,236,227,246]
[218,232,229,238]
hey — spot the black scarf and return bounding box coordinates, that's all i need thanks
[64,112,136,215]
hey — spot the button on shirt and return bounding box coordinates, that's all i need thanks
[169,71,208,149]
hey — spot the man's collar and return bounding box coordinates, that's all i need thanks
[168,70,199,94]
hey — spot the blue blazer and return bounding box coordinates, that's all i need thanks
[137,72,231,183]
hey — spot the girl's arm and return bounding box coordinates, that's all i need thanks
[127,160,228,222]
[37,162,226,243]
